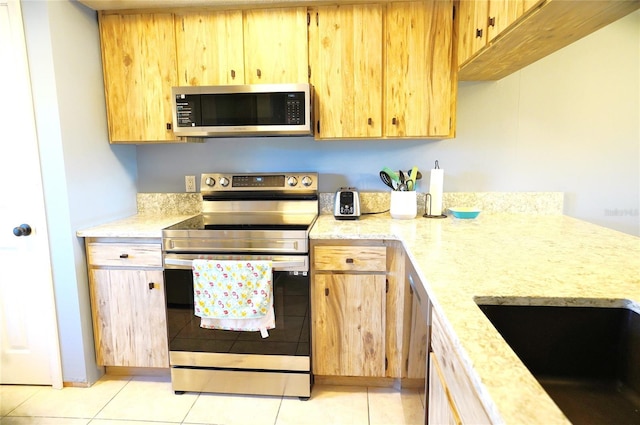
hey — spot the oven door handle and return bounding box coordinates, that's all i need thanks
[163,257,307,271]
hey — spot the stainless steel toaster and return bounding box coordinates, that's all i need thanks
[334,187,361,220]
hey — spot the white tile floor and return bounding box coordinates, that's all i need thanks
[0,375,424,425]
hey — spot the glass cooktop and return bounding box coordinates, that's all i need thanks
[164,212,318,232]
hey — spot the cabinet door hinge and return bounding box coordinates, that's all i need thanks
[325,287,329,296]
[385,357,388,371]
[386,279,389,293]
[405,358,409,372]
[307,12,310,26]
[453,4,456,21]
[316,12,319,26]
[308,65,311,79]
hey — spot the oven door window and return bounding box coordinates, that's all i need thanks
[164,269,309,356]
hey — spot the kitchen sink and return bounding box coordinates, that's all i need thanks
[476,303,640,424]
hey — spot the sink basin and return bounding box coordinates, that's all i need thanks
[476,303,640,424]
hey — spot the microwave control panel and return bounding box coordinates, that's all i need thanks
[175,94,199,127]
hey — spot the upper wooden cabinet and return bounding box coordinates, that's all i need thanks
[243,7,309,84]
[100,13,179,143]
[175,8,308,86]
[309,1,456,140]
[457,0,538,67]
[175,11,245,86]
[101,7,308,143]
[309,4,384,139]
[385,0,455,138]
[458,0,640,80]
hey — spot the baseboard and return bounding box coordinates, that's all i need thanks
[314,375,399,388]
[105,366,170,377]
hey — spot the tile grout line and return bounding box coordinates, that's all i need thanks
[366,386,371,425]
[179,390,202,424]
[1,385,45,418]
[271,394,284,425]
[90,375,134,421]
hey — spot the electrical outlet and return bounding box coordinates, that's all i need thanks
[185,175,196,193]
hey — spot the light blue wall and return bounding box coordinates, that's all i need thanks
[138,10,639,236]
[22,0,138,383]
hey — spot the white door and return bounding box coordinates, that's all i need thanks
[0,0,62,387]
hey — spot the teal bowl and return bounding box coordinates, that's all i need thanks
[448,207,481,219]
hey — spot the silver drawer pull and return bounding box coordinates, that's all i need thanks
[119,253,129,259]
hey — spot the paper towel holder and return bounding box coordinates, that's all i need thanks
[423,193,447,219]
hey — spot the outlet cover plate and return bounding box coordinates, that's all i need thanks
[185,175,196,192]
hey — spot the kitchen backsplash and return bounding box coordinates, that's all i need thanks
[137,193,202,215]
[137,192,563,216]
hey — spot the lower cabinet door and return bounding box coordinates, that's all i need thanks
[428,352,462,425]
[312,273,386,377]
[90,269,168,368]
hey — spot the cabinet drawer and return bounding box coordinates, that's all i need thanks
[87,243,162,268]
[431,310,491,424]
[313,245,386,272]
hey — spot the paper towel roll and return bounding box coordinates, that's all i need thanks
[429,168,444,216]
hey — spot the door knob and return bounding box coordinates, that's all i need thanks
[13,224,32,237]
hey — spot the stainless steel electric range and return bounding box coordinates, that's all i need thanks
[162,172,318,398]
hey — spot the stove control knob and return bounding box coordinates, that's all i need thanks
[301,176,313,187]
[219,177,230,187]
[204,177,216,187]
[287,176,298,187]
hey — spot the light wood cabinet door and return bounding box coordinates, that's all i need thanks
[100,13,178,143]
[486,0,525,42]
[385,0,455,138]
[175,11,245,85]
[457,0,488,67]
[309,4,383,139]
[406,287,429,380]
[430,310,492,423]
[429,353,462,425]
[243,7,309,84]
[89,269,168,368]
[312,273,386,377]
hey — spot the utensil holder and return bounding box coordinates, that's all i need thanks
[390,191,417,219]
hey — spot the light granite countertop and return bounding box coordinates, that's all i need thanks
[76,214,195,238]
[311,213,640,424]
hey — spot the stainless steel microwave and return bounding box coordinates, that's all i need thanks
[171,83,313,137]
